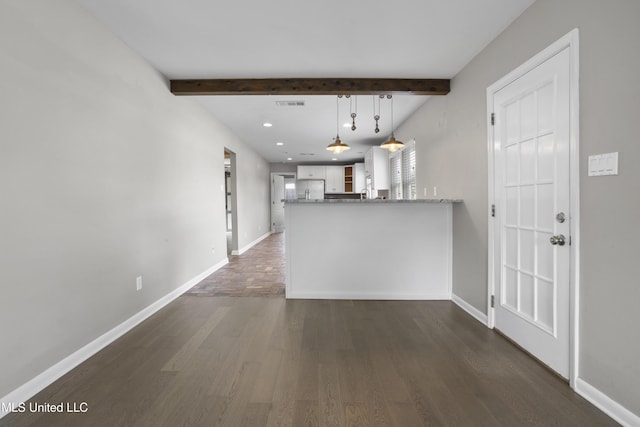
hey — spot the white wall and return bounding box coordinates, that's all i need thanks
[397,0,640,418]
[0,0,269,399]
[269,163,298,174]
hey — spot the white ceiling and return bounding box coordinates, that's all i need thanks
[76,0,536,163]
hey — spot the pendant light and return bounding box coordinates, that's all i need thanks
[380,95,404,152]
[326,96,351,154]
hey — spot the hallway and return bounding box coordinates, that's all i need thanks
[186,233,285,297]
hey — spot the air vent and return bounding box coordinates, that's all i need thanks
[276,100,305,107]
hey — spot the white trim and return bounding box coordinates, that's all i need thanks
[286,291,452,300]
[444,203,453,298]
[567,29,581,391]
[575,378,640,427]
[231,231,272,255]
[0,259,228,419]
[486,29,580,386]
[452,293,488,326]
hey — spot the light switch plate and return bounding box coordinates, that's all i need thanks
[588,152,618,176]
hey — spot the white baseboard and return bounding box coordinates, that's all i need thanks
[452,293,488,326]
[286,291,452,300]
[575,377,640,427]
[0,258,228,420]
[231,232,271,256]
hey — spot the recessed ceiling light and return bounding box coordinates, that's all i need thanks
[287,157,292,161]
[276,142,284,146]
[263,122,273,127]
[343,123,351,128]
[332,158,338,161]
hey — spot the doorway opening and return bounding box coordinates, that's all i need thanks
[224,149,239,256]
[270,172,296,233]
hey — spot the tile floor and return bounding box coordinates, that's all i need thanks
[185,232,286,297]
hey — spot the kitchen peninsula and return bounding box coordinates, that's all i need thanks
[284,198,461,300]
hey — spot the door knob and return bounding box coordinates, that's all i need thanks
[550,234,566,246]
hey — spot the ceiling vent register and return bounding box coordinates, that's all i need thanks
[276,100,305,107]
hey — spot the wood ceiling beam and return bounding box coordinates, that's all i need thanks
[169,78,450,96]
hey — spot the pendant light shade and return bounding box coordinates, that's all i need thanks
[380,96,404,152]
[326,136,351,154]
[380,133,404,152]
[327,96,350,154]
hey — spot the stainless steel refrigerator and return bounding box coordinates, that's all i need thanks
[296,180,325,200]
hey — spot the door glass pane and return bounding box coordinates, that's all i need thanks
[504,267,518,310]
[536,231,554,280]
[537,278,554,332]
[520,230,534,274]
[505,143,519,185]
[519,272,535,319]
[537,183,554,231]
[520,185,535,228]
[520,139,536,183]
[506,102,520,144]
[520,92,536,140]
[538,81,554,134]
[505,227,518,268]
[537,134,554,182]
[505,187,518,226]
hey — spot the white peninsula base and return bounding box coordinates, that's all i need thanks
[284,199,459,300]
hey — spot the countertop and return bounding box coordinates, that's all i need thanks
[284,198,462,204]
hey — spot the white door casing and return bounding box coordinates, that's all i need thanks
[487,30,579,383]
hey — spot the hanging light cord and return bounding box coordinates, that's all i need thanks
[350,96,357,131]
[336,96,339,137]
[390,95,395,135]
[373,96,380,133]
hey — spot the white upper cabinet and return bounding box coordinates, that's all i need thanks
[297,165,326,180]
[325,166,345,193]
[354,163,365,193]
[364,147,390,191]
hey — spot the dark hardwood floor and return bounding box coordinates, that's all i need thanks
[1,233,617,426]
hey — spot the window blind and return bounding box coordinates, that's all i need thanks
[402,140,416,199]
[388,140,416,200]
[390,151,403,200]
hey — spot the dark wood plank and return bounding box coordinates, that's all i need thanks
[344,403,371,427]
[318,364,343,427]
[170,78,450,96]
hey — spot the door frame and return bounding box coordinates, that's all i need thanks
[225,148,239,255]
[486,29,580,387]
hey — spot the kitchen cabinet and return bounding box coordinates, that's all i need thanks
[325,166,344,193]
[297,165,326,180]
[344,165,354,192]
[364,147,390,194]
[343,163,365,193]
[354,163,365,193]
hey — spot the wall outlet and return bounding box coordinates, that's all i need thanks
[136,276,143,291]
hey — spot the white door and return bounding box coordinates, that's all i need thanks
[492,47,571,378]
[271,175,285,233]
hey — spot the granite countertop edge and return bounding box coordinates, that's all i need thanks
[284,198,463,204]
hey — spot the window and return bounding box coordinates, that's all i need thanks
[389,140,416,200]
